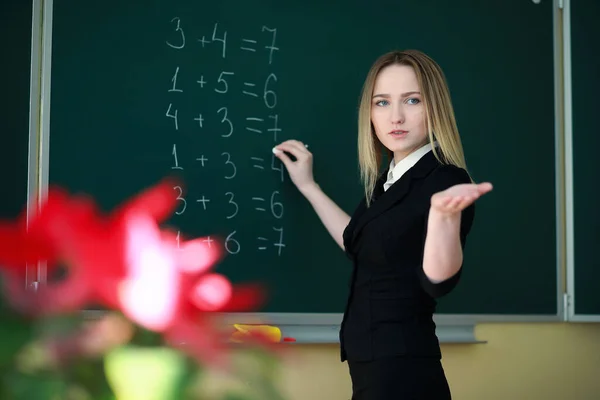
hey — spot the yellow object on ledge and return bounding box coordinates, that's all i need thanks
[229,324,296,343]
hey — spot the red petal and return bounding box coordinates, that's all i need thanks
[73,222,128,305]
[216,283,266,312]
[0,188,76,270]
[2,269,91,316]
[0,224,56,268]
[111,179,180,224]
[189,274,232,312]
[28,189,99,259]
[177,237,223,274]
[32,189,127,312]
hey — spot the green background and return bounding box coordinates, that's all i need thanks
[1,0,31,220]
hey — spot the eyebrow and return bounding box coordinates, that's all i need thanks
[372,91,421,98]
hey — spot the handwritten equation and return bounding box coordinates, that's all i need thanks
[164,18,287,257]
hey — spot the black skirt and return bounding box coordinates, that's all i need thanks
[347,356,451,400]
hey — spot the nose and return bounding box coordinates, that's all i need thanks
[391,103,404,125]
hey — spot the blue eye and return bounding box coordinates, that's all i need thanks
[375,100,389,106]
[406,98,420,105]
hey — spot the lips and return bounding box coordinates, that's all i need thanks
[389,130,408,138]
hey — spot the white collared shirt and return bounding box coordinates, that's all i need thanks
[383,143,434,191]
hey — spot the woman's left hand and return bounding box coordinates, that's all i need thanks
[431,182,493,215]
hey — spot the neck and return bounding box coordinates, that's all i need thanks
[393,142,430,164]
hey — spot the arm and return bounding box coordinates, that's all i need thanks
[298,183,350,250]
[273,140,350,251]
[422,210,464,282]
[422,178,492,283]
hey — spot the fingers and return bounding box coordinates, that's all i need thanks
[284,140,310,154]
[437,196,470,213]
[476,182,493,194]
[273,140,312,168]
[274,140,310,157]
[444,196,464,210]
[433,192,480,213]
[274,143,304,160]
[273,147,294,169]
[452,183,493,198]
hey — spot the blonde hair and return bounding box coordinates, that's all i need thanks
[357,49,469,205]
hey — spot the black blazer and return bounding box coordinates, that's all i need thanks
[340,150,475,362]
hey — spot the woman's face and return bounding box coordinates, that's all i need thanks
[370,64,428,163]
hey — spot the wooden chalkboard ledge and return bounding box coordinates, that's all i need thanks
[215,313,484,345]
[276,323,484,345]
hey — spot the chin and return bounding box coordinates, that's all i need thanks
[376,134,426,156]
[389,143,423,160]
[382,141,412,154]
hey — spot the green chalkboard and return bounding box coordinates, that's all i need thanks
[572,0,600,316]
[1,0,31,220]
[47,0,557,316]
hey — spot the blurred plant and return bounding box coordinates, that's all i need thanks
[0,179,293,400]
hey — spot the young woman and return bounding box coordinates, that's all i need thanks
[273,50,492,399]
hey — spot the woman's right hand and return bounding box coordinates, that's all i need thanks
[273,140,317,193]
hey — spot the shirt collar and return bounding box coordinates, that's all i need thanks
[383,142,435,191]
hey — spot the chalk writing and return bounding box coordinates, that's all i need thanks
[164,18,288,256]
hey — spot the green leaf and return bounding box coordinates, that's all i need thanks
[64,356,116,400]
[104,345,190,400]
[36,312,86,337]
[0,300,35,368]
[128,325,164,347]
[172,356,203,400]
[0,368,69,400]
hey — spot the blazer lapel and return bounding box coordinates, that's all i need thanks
[350,170,413,243]
[347,151,441,248]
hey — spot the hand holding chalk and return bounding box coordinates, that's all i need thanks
[272,143,308,154]
[272,140,317,193]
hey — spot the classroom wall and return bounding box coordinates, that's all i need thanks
[276,323,600,400]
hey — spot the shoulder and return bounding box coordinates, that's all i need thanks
[430,163,471,184]
[421,163,471,195]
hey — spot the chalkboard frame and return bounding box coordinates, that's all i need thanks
[14,0,45,292]
[30,0,572,342]
[564,0,600,322]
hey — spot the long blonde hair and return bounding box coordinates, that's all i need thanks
[357,49,469,205]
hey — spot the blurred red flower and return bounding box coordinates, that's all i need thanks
[0,179,266,364]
